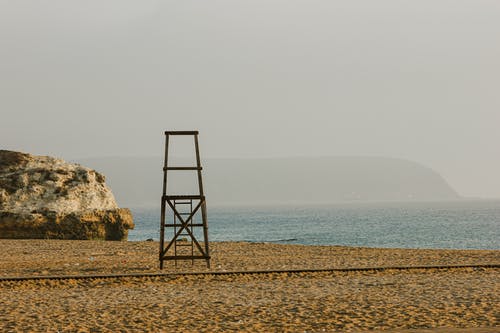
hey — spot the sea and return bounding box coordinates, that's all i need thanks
[128,200,500,250]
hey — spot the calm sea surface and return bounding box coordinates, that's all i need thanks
[128,200,500,250]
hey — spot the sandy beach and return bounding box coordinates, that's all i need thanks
[0,240,498,332]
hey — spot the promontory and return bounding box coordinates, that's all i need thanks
[0,150,133,240]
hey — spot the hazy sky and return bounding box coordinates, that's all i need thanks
[1,1,499,199]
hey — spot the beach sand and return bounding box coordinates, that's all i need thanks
[0,240,498,332]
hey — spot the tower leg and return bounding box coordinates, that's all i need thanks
[201,200,210,268]
[159,133,170,270]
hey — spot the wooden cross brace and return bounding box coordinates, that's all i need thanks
[160,199,208,259]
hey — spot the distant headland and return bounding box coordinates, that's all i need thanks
[75,156,460,207]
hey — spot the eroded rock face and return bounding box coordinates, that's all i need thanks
[0,150,134,240]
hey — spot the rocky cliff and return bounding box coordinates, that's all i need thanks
[0,150,133,240]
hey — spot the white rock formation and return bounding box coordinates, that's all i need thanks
[0,153,117,214]
[0,150,133,240]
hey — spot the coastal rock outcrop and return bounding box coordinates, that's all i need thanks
[0,150,134,240]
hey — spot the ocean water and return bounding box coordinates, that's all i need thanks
[128,200,500,250]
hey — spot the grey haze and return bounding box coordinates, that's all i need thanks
[1,1,499,199]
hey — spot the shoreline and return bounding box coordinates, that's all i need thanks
[129,238,500,251]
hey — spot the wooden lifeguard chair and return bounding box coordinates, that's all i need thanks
[159,131,210,269]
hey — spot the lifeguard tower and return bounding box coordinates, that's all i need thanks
[159,131,210,269]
